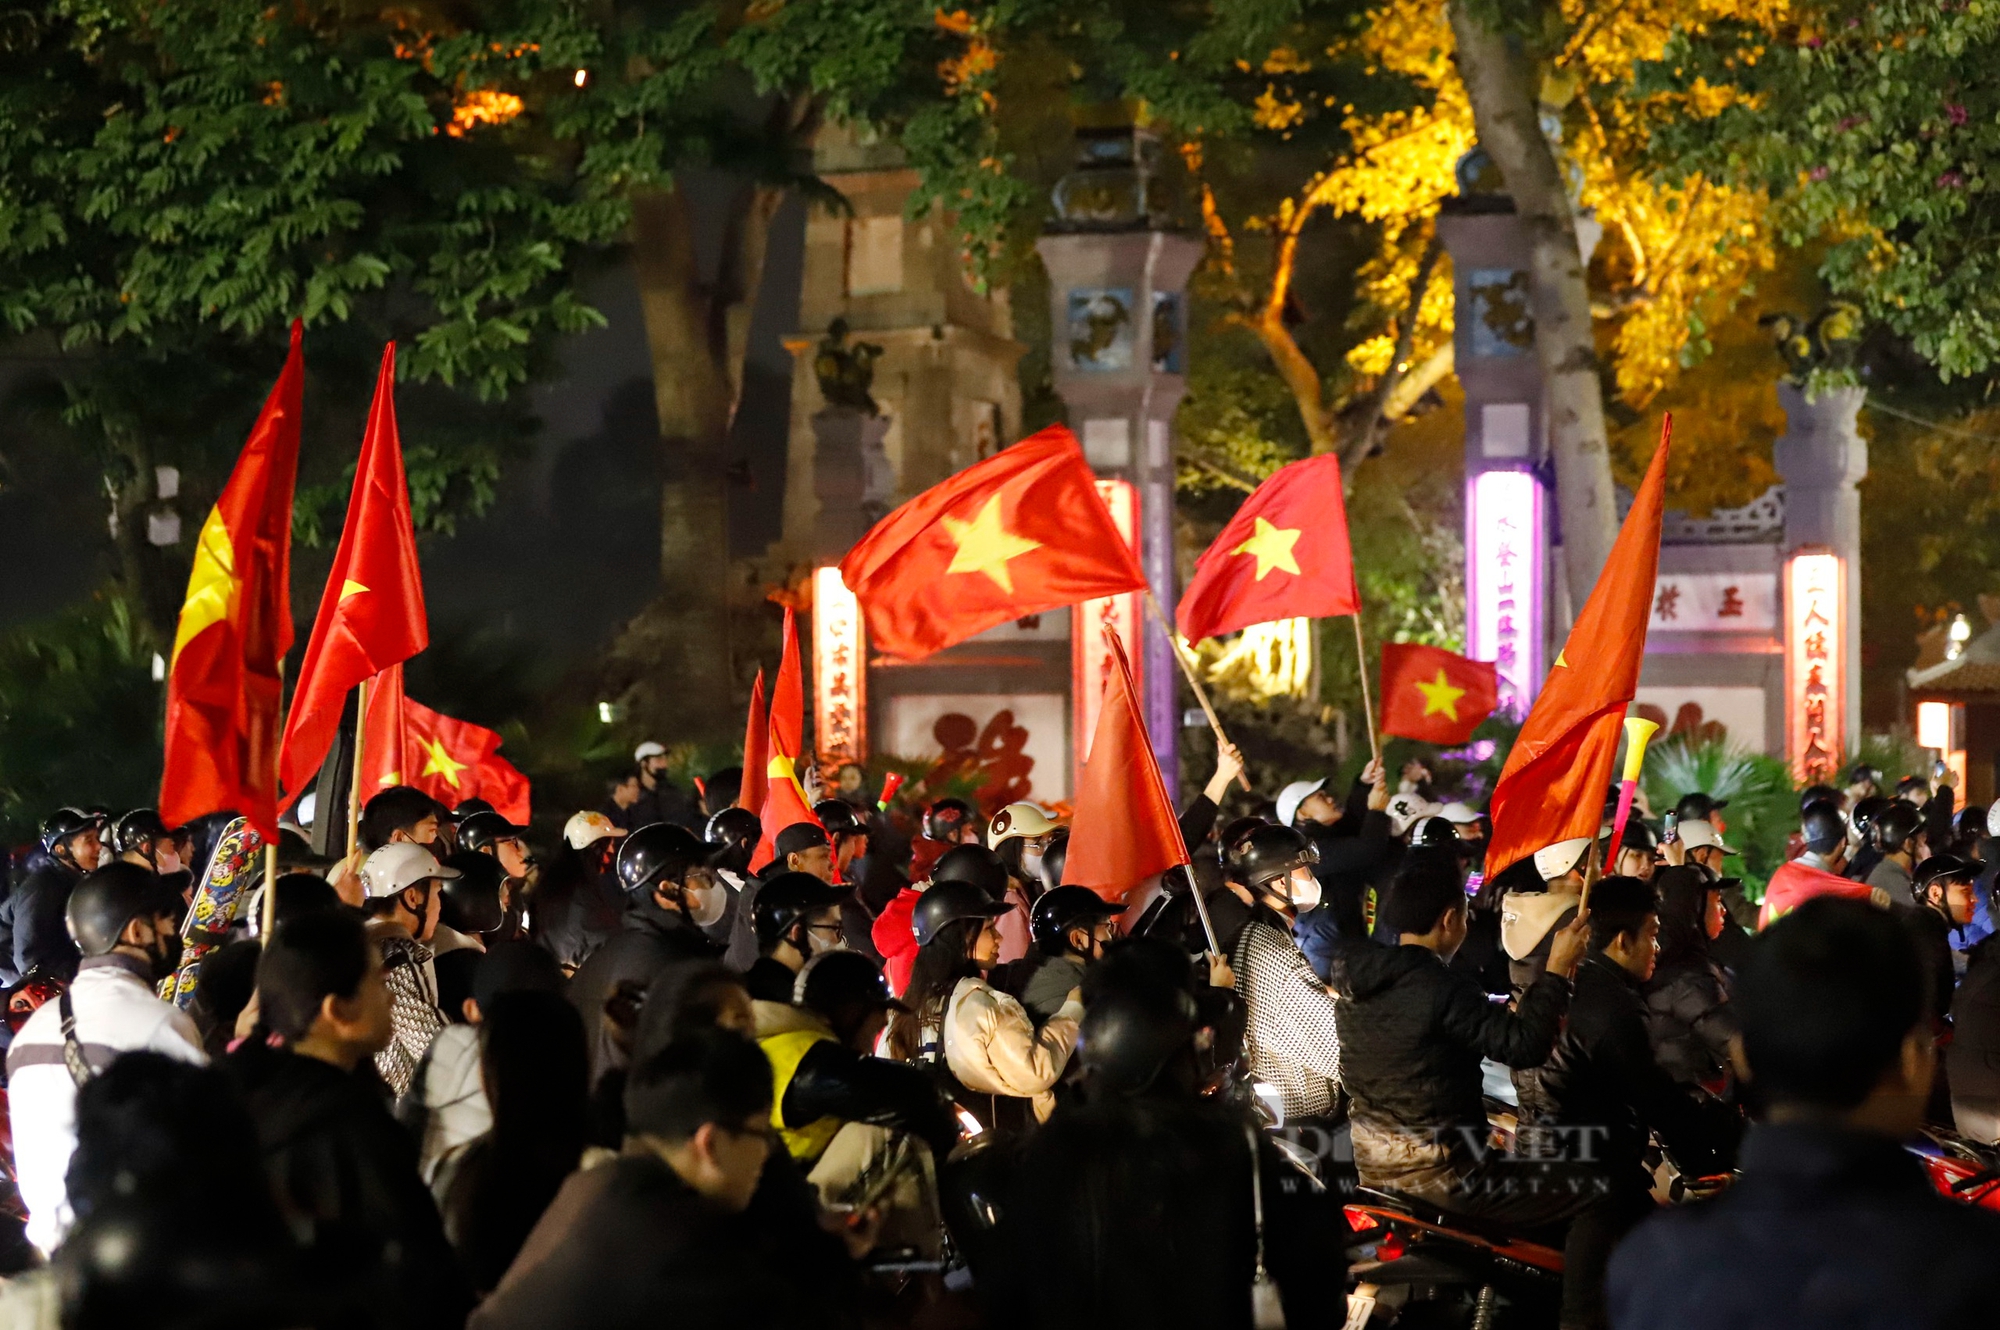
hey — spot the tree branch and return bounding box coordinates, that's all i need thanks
[1180,448,1261,493]
[1342,230,1444,483]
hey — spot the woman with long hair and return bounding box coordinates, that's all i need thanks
[888,881,1081,1128]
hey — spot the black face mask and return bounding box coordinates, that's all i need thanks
[149,930,185,983]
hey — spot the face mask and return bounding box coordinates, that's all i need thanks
[154,847,184,877]
[807,927,847,956]
[686,883,728,928]
[1287,871,1322,913]
[1021,847,1045,880]
[150,930,185,983]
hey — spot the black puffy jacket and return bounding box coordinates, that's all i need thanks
[1641,958,1740,1088]
[1949,934,2000,1105]
[1329,940,1569,1140]
[0,857,82,985]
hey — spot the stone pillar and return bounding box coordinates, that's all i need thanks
[808,407,892,560]
[1037,159,1202,798]
[1774,383,1868,745]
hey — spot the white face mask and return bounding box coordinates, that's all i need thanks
[808,926,847,956]
[154,847,184,877]
[686,883,728,928]
[1287,870,1321,913]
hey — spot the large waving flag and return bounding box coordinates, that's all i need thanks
[279,343,429,799]
[1486,418,1672,879]
[360,664,530,824]
[735,669,769,814]
[840,425,1148,659]
[750,609,821,872]
[1177,452,1360,643]
[160,323,305,839]
[1064,627,1190,900]
[1379,643,1499,746]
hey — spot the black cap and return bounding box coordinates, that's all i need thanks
[108,809,173,857]
[773,822,830,860]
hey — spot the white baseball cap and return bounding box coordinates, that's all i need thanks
[564,810,629,849]
[359,844,460,899]
[633,741,668,762]
[1276,779,1327,828]
[1533,837,1592,881]
[1437,801,1482,825]
[1386,793,1443,838]
[1675,819,1738,855]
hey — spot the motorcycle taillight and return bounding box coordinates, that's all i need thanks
[1343,1206,1379,1233]
[1376,1231,1407,1262]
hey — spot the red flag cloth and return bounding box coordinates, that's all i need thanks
[160,322,305,839]
[1177,453,1361,642]
[1486,417,1673,879]
[769,608,803,760]
[1759,858,1879,930]
[1062,628,1190,901]
[359,665,530,824]
[736,669,769,813]
[279,343,430,799]
[839,425,1148,659]
[1379,643,1500,745]
[749,610,822,872]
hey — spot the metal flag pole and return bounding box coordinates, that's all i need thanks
[347,677,367,860]
[1141,588,1252,792]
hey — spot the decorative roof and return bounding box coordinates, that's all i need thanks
[1909,619,2000,696]
[1615,483,1785,545]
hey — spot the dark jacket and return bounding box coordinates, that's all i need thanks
[1300,787,1392,944]
[784,1039,961,1160]
[0,858,81,984]
[1948,932,2000,1105]
[472,1152,794,1330]
[1901,903,1958,1024]
[1641,958,1740,1088]
[1011,952,1086,1024]
[743,955,798,1003]
[1523,954,1735,1186]
[229,1042,471,1330]
[1608,1123,2000,1330]
[1330,940,1569,1139]
[569,904,720,1078]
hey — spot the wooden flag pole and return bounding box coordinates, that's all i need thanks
[262,662,284,939]
[1350,615,1384,768]
[1142,589,1252,792]
[347,677,367,860]
[1578,833,1603,917]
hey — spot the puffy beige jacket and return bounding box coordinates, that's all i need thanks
[941,976,1081,1118]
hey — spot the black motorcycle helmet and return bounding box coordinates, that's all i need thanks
[1915,853,1979,902]
[450,798,497,823]
[1030,885,1122,955]
[1800,799,1847,854]
[814,800,866,838]
[1077,986,1199,1098]
[1673,792,1728,824]
[1798,783,1842,813]
[1955,806,1989,842]
[1408,816,1460,852]
[66,864,180,958]
[1873,801,1923,855]
[1895,775,1930,804]
[911,879,1012,947]
[1037,828,1071,893]
[617,824,708,895]
[752,872,849,948]
[108,809,171,858]
[793,949,895,1041]
[439,852,507,935]
[457,810,528,857]
[931,844,1009,899]
[925,798,978,843]
[705,806,761,849]
[1226,824,1318,888]
[41,806,107,858]
[1849,794,1892,842]
[1618,817,1661,853]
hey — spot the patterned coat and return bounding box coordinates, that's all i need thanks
[370,927,445,1098]
[1231,913,1342,1121]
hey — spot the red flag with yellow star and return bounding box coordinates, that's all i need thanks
[839,424,1148,660]
[360,664,530,824]
[1485,417,1672,879]
[160,322,305,839]
[750,609,821,872]
[279,343,429,802]
[1379,643,1499,745]
[1177,453,1359,643]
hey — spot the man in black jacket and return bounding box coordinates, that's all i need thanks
[1610,897,2000,1330]
[0,808,105,984]
[1329,851,1591,1223]
[1521,875,1737,1328]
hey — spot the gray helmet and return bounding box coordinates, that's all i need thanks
[67,864,180,958]
[911,879,1011,947]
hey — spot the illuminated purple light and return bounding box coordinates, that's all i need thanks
[1467,469,1545,716]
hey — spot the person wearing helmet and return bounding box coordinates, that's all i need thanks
[1866,801,1926,907]
[108,809,183,878]
[434,852,509,957]
[987,803,1060,968]
[909,797,981,886]
[358,843,458,1097]
[568,825,724,1083]
[815,799,893,966]
[0,808,109,986]
[744,872,851,1003]
[1843,794,1892,882]
[1760,799,1889,928]
[1498,838,1590,993]
[887,876,1080,1129]
[458,811,533,882]
[871,843,1008,998]
[629,741,703,832]
[1603,816,1660,882]
[704,806,761,879]
[1272,760,1392,940]
[723,823,835,972]
[7,864,203,1255]
[1844,761,1883,804]
[1219,824,1346,1122]
[1907,855,1980,1033]
[1674,819,1738,879]
[1641,865,1742,1093]
[1011,886,1124,1024]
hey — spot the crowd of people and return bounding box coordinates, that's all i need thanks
[1,744,1998,1328]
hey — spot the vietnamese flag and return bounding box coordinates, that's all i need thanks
[1486,418,1672,879]
[160,322,305,839]
[1380,643,1499,745]
[840,425,1148,659]
[735,669,769,814]
[360,664,531,824]
[750,609,822,873]
[1063,627,1190,900]
[279,343,429,800]
[1177,453,1359,643]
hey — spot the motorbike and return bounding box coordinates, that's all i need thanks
[1911,1122,2000,1212]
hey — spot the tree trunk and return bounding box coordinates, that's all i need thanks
[1448,1,1617,608]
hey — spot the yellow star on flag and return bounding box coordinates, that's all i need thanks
[1230,517,1303,581]
[339,579,370,602]
[941,494,1043,593]
[1555,649,1570,669]
[418,737,467,789]
[1414,669,1468,721]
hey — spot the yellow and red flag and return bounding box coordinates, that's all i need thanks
[360,664,530,824]
[735,669,769,814]
[750,609,821,872]
[1063,628,1190,901]
[1177,452,1359,643]
[279,343,429,800]
[840,425,1148,659]
[1486,418,1672,879]
[1379,643,1499,746]
[160,323,305,839]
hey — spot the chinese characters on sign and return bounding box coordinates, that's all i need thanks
[1784,552,1843,784]
[1073,480,1141,775]
[812,566,866,768]
[1467,470,1545,716]
[1647,573,1779,632]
